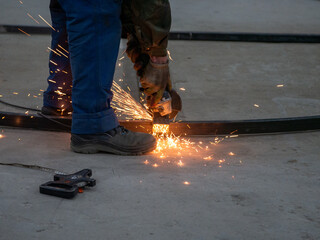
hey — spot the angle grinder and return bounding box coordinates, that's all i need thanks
[152,89,182,125]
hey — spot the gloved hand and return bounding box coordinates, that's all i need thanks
[140,60,172,107]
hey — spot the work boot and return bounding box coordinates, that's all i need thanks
[70,126,157,155]
[41,106,72,116]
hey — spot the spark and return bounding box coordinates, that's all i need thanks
[143,160,149,165]
[1,116,5,119]
[203,156,213,160]
[229,135,239,138]
[54,90,66,96]
[152,163,159,168]
[218,159,225,164]
[27,13,39,24]
[56,48,68,58]
[179,88,186,91]
[229,152,235,156]
[230,130,238,134]
[183,181,190,185]
[177,160,184,166]
[111,82,151,120]
[118,56,125,61]
[58,44,69,54]
[19,0,23,4]
[167,50,174,61]
[17,28,31,36]
[48,79,56,83]
[0,95,2,97]
[277,84,284,88]
[254,104,260,108]
[153,124,169,135]
[13,92,19,95]
[50,60,58,66]
[48,47,61,57]
[38,15,56,31]
[0,134,5,139]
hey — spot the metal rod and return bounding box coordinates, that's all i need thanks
[1,25,320,43]
[1,111,319,135]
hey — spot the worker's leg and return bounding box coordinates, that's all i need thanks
[57,0,121,134]
[43,0,72,114]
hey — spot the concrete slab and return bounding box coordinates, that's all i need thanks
[1,1,320,239]
[1,33,319,120]
[0,127,319,240]
[1,0,320,34]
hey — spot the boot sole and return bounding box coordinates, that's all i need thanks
[70,140,157,156]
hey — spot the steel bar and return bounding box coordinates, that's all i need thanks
[1,25,320,43]
[1,111,319,136]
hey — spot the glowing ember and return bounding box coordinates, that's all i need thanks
[167,50,174,61]
[38,15,56,31]
[177,160,184,166]
[153,124,170,135]
[27,13,40,24]
[17,28,31,36]
[111,82,152,120]
[203,156,213,160]
[218,159,225,165]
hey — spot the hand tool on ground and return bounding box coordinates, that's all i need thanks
[39,169,96,199]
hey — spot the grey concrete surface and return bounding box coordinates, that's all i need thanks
[1,1,320,240]
[1,0,320,33]
[0,127,319,240]
[0,33,319,120]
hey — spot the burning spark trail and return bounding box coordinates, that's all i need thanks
[56,48,68,58]
[58,45,69,54]
[17,28,31,36]
[27,13,39,24]
[48,47,61,57]
[38,15,56,31]
[167,50,174,61]
[111,82,152,120]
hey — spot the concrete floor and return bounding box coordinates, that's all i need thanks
[1,0,320,34]
[0,33,319,120]
[0,128,319,240]
[1,0,320,239]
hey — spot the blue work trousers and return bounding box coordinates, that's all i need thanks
[43,0,121,134]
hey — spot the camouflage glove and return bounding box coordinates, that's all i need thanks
[126,34,149,77]
[141,60,172,107]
